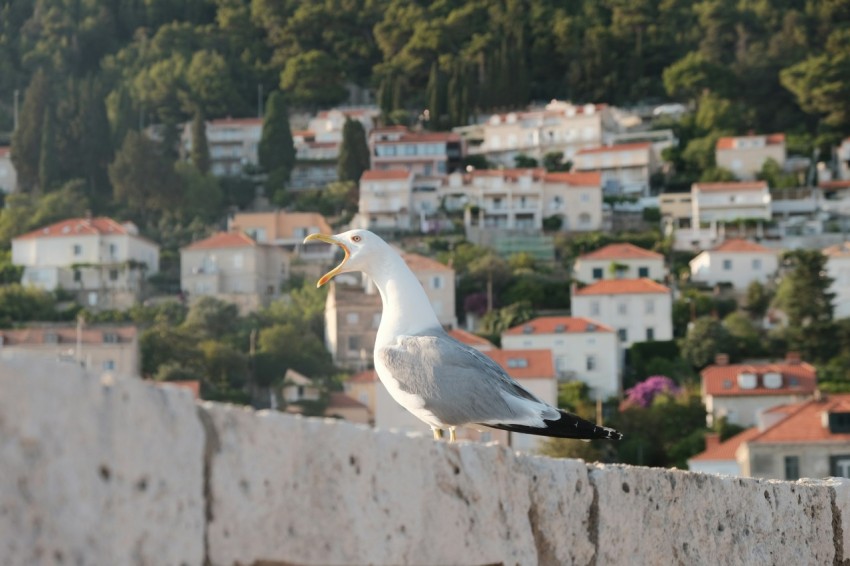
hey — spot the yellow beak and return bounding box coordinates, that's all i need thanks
[303,233,350,287]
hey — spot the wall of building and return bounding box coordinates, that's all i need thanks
[2,354,850,566]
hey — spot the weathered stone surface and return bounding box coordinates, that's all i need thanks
[0,355,205,566]
[203,403,595,566]
[589,464,837,566]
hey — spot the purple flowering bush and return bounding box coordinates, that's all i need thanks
[624,375,680,408]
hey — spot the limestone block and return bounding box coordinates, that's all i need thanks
[203,405,595,566]
[0,355,205,566]
[807,477,850,563]
[589,464,836,565]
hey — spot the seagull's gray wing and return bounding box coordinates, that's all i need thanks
[376,330,559,427]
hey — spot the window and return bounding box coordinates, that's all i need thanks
[432,276,442,289]
[347,335,359,352]
[108,243,118,257]
[102,360,116,371]
[723,259,732,270]
[592,268,603,280]
[617,328,628,342]
[618,302,628,315]
[645,299,655,314]
[828,412,850,433]
[507,358,529,368]
[233,253,244,269]
[831,456,850,478]
[580,193,590,203]
[346,313,359,325]
[73,244,82,256]
[784,456,800,480]
[586,355,597,371]
[590,301,600,316]
[646,327,655,341]
[109,269,119,281]
[74,270,82,283]
[638,267,649,277]
[103,332,119,344]
[752,258,762,270]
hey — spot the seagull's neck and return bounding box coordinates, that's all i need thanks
[367,252,442,346]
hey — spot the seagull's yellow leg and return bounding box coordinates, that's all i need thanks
[449,427,457,443]
[432,427,444,440]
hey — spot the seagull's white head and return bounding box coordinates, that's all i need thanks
[303,229,391,287]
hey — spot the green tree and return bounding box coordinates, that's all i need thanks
[337,118,370,183]
[258,91,296,201]
[37,105,58,193]
[680,317,735,368]
[280,50,348,109]
[174,162,223,222]
[744,280,772,319]
[772,250,834,328]
[11,69,50,193]
[190,109,210,174]
[184,296,240,340]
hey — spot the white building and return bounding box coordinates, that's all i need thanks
[573,243,665,284]
[352,169,415,231]
[455,100,618,166]
[0,146,17,193]
[692,181,772,225]
[181,117,262,176]
[824,242,850,319]
[715,133,786,181]
[229,210,336,264]
[540,171,604,232]
[571,279,672,349]
[572,142,660,197]
[502,316,620,400]
[689,239,779,290]
[12,217,159,309]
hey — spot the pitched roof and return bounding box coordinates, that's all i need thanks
[688,428,762,462]
[701,361,817,397]
[573,278,670,296]
[15,217,137,240]
[543,171,602,186]
[484,349,555,380]
[710,239,774,253]
[0,325,137,345]
[402,252,452,272]
[693,181,768,192]
[165,380,201,399]
[448,328,496,349]
[578,242,663,261]
[823,242,850,258]
[576,142,652,155]
[469,168,547,182]
[361,169,411,181]
[184,231,256,250]
[348,369,378,384]
[327,392,369,409]
[231,211,333,241]
[716,133,785,150]
[503,316,614,335]
[284,369,314,386]
[749,394,850,444]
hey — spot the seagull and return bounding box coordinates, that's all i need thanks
[304,229,622,443]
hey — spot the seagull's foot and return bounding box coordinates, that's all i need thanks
[432,427,444,440]
[449,427,457,443]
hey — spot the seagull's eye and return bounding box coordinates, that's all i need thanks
[352,235,362,243]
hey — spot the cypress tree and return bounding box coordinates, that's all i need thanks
[38,106,58,194]
[11,69,50,193]
[191,109,211,174]
[337,118,370,183]
[258,91,296,198]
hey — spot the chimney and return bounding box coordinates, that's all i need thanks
[704,432,721,451]
[786,351,801,365]
[714,353,729,366]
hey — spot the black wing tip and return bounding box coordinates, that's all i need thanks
[486,410,623,441]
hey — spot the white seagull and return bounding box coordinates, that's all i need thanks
[304,229,622,443]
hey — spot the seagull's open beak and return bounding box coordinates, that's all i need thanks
[303,233,350,287]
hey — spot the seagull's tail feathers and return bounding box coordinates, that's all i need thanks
[484,409,623,441]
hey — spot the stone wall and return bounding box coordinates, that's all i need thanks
[1,355,849,566]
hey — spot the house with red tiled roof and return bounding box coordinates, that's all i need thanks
[540,171,604,232]
[571,278,672,350]
[447,329,496,351]
[352,169,417,231]
[691,394,850,480]
[715,133,786,181]
[180,230,290,312]
[700,352,817,427]
[689,238,779,289]
[180,116,263,177]
[229,210,335,264]
[0,145,16,193]
[502,316,620,399]
[12,217,159,310]
[573,243,665,283]
[573,141,661,197]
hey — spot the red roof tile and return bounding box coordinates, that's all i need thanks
[716,133,785,150]
[15,217,135,240]
[469,168,547,182]
[484,349,555,380]
[710,239,774,253]
[361,169,411,181]
[349,369,377,384]
[573,278,670,296]
[184,231,257,250]
[402,252,452,272]
[579,243,663,261]
[750,394,850,444]
[0,325,137,345]
[820,180,850,190]
[576,142,652,155]
[693,181,768,192]
[543,171,602,186]
[689,428,761,461]
[448,329,496,349]
[701,361,817,397]
[504,316,614,335]
[327,392,369,409]
[823,242,850,257]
